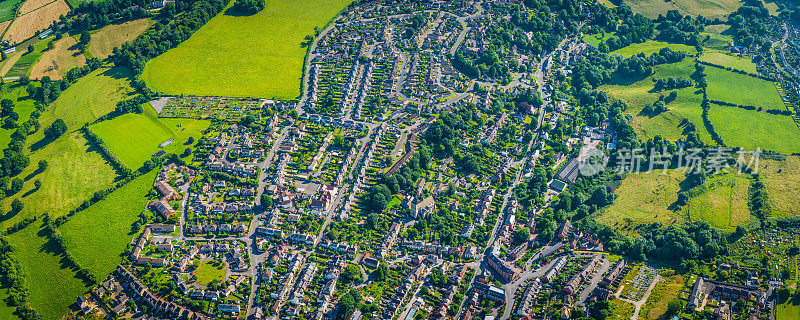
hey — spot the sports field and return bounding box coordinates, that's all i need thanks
[705,66,785,111]
[142,0,352,99]
[624,0,742,20]
[757,156,800,218]
[90,107,210,168]
[685,172,751,231]
[611,40,697,58]
[61,170,157,278]
[88,18,152,59]
[598,170,686,232]
[707,104,800,154]
[700,50,758,74]
[601,59,713,144]
[30,36,86,80]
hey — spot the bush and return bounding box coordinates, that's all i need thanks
[44,119,67,139]
[232,0,264,14]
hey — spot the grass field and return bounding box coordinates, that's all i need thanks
[601,59,714,144]
[685,172,751,231]
[612,40,698,58]
[30,36,86,80]
[777,298,800,320]
[4,224,89,320]
[6,38,50,78]
[609,299,635,320]
[60,170,157,279]
[142,0,352,99]
[705,65,785,111]
[90,107,210,168]
[700,50,757,73]
[194,260,226,285]
[88,18,152,59]
[639,273,685,320]
[624,0,742,20]
[0,82,37,146]
[598,171,686,232]
[757,156,800,218]
[42,67,135,130]
[582,32,615,48]
[707,104,800,154]
[0,0,22,22]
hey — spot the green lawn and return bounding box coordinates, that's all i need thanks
[777,298,800,320]
[601,59,713,144]
[90,107,210,168]
[624,0,741,20]
[707,104,800,154]
[194,260,226,285]
[60,170,157,279]
[611,40,698,58]
[582,31,615,48]
[3,224,89,320]
[6,38,50,78]
[598,170,686,233]
[142,0,352,99]
[705,65,785,111]
[700,50,758,73]
[0,0,22,22]
[685,172,752,231]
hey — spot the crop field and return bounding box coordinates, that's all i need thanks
[6,38,49,78]
[638,273,685,320]
[88,18,152,59]
[30,36,86,80]
[4,224,89,320]
[700,50,758,73]
[142,0,353,99]
[598,170,686,232]
[0,0,22,22]
[624,0,741,20]
[61,170,157,278]
[756,156,800,217]
[601,59,714,144]
[90,107,210,168]
[3,0,70,45]
[611,40,697,58]
[159,96,263,120]
[705,66,785,111]
[707,105,800,154]
[685,172,751,231]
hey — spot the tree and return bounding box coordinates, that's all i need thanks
[44,119,67,139]
[182,147,192,157]
[26,45,33,53]
[366,212,380,229]
[10,198,22,213]
[513,227,530,244]
[336,290,361,320]
[10,178,22,194]
[34,180,41,189]
[341,264,363,285]
[373,261,389,282]
[38,160,48,171]
[260,194,273,208]
[1,99,13,116]
[232,0,265,14]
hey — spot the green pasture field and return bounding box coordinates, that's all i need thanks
[601,59,714,144]
[598,170,686,232]
[638,273,685,320]
[90,107,210,168]
[142,0,352,99]
[6,38,50,78]
[707,104,800,154]
[611,40,697,58]
[60,170,157,279]
[66,0,106,8]
[0,82,37,146]
[701,24,734,51]
[685,172,752,231]
[582,31,615,48]
[0,0,22,22]
[705,65,785,111]
[700,50,758,73]
[3,224,89,320]
[756,156,800,218]
[777,298,800,320]
[624,0,742,20]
